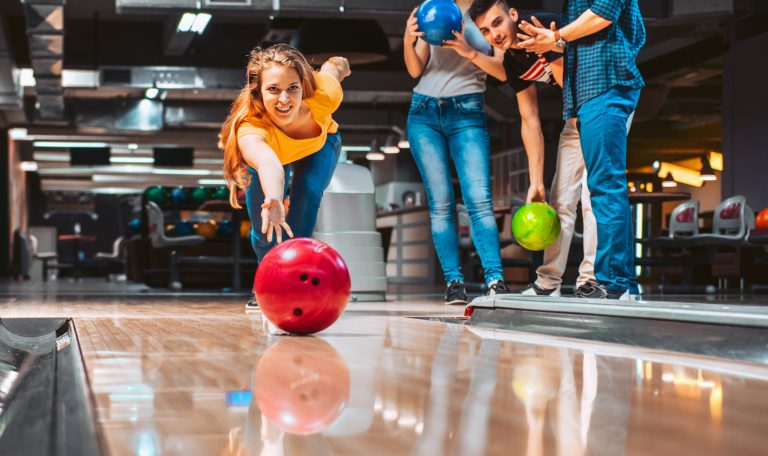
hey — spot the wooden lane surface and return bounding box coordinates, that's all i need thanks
[2,297,768,455]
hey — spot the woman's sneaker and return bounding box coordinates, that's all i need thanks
[444,280,468,305]
[519,283,561,297]
[486,280,511,296]
[245,294,259,310]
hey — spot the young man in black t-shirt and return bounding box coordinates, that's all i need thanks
[466,0,600,297]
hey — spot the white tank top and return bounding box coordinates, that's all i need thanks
[412,13,492,98]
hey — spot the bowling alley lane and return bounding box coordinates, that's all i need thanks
[2,296,764,455]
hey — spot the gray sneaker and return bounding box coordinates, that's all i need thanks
[486,281,511,296]
[576,283,638,301]
[519,283,561,297]
[245,294,259,310]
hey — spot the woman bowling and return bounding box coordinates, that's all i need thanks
[220,44,351,309]
[404,0,508,305]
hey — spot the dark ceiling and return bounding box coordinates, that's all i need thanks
[1,0,767,184]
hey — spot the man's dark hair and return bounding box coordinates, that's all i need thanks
[468,0,509,22]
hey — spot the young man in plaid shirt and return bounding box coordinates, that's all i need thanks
[515,0,645,299]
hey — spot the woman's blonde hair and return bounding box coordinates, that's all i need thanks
[220,44,317,208]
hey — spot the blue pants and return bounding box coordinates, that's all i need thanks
[408,93,503,285]
[244,132,341,261]
[577,86,641,293]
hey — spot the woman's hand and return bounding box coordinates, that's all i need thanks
[327,56,351,79]
[261,198,294,244]
[404,7,424,46]
[442,22,478,60]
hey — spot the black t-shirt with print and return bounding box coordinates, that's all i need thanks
[503,13,562,93]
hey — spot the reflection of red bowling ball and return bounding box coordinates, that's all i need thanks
[253,338,350,435]
[254,238,350,335]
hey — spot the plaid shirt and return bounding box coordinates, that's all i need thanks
[562,0,645,120]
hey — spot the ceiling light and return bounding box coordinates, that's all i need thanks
[34,141,109,148]
[127,143,138,150]
[20,161,38,172]
[198,179,227,185]
[110,157,154,164]
[662,180,678,188]
[365,152,385,161]
[191,13,212,34]
[382,134,400,154]
[177,13,196,32]
[341,146,371,153]
[657,162,703,187]
[145,87,159,99]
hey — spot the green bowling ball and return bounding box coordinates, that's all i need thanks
[512,202,561,251]
[190,186,210,205]
[213,186,229,201]
[145,186,167,204]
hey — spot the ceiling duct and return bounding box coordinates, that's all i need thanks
[291,19,390,65]
[116,0,414,16]
[0,20,22,112]
[22,0,65,121]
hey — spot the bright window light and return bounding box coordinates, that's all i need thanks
[177,13,196,32]
[191,13,212,34]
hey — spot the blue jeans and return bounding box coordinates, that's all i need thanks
[245,132,341,261]
[408,93,503,285]
[577,86,641,293]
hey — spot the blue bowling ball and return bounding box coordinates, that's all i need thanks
[416,0,463,46]
[170,186,190,205]
[128,218,141,234]
[217,219,233,238]
[173,221,196,237]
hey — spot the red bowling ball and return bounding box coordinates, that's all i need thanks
[254,238,351,335]
[757,208,768,230]
[252,337,350,435]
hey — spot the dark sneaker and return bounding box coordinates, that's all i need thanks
[444,280,468,305]
[486,281,511,296]
[519,283,561,297]
[576,283,636,300]
[245,294,259,310]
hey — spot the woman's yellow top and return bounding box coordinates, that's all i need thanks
[236,72,343,165]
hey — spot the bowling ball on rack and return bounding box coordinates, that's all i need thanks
[512,202,561,251]
[194,221,217,239]
[240,220,252,239]
[217,219,233,238]
[145,186,167,205]
[170,186,190,204]
[416,0,463,46]
[252,337,350,435]
[254,238,351,335]
[213,186,230,201]
[172,221,196,237]
[191,186,211,205]
[756,208,768,230]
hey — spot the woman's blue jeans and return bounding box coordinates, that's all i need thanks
[245,132,341,261]
[408,93,503,285]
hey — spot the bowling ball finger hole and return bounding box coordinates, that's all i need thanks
[300,273,308,281]
[293,308,303,317]
[311,277,320,286]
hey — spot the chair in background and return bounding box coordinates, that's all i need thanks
[28,234,59,282]
[145,202,205,289]
[635,200,706,292]
[95,236,126,281]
